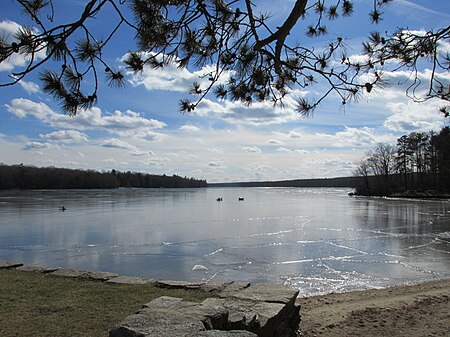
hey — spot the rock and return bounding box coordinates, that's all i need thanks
[233,283,299,305]
[106,275,151,285]
[178,300,229,330]
[16,264,49,273]
[84,271,119,281]
[200,282,230,293]
[109,308,205,337]
[155,280,206,289]
[226,305,259,332]
[224,283,301,337]
[192,331,257,336]
[51,268,88,278]
[0,260,23,269]
[110,283,301,337]
[217,281,251,298]
[143,297,228,330]
[50,268,118,281]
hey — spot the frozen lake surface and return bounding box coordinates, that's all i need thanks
[0,187,449,296]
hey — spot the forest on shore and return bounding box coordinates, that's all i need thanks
[212,127,450,198]
[0,164,207,189]
[353,127,450,196]
[2,125,449,194]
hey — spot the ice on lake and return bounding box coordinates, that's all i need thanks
[0,187,449,296]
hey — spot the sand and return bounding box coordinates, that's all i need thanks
[297,279,450,337]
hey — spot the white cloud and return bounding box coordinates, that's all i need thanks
[316,126,393,148]
[194,98,299,125]
[5,99,167,134]
[135,130,164,142]
[23,141,51,150]
[384,101,446,132]
[277,147,292,153]
[288,131,303,139]
[0,20,46,72]
[179,124,200,132]
[242,146,262,153]
[101,138,137,151]
[41,130,88,143]
[125,52,231,93]
[207,147,224,153]
[132,150,155,156]
[267,139,284,145]
[6,98,53,118]
[18,80,40,94]
[294,149,309,154]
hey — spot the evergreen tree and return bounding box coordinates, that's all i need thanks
[0,1,448,116]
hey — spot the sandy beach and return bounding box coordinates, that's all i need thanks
[297,279,450,337]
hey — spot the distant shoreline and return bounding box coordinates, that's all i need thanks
[208,176,360,188]
[350,190,450,200]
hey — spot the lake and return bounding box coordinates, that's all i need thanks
[0,187,449,296]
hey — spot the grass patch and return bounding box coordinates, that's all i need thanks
[0,269,211,337]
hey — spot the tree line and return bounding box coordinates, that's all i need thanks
[0,164,207,190]
[354,127,450,196]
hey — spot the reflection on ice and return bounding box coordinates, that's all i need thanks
[0,187,449,296]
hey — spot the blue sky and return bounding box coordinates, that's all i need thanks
[0,0,449,183]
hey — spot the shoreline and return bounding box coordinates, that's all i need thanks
[1,259,449,336]
[297,278,450,336]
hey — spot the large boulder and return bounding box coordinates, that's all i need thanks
[109,308,206,337]
[109,283,301,337]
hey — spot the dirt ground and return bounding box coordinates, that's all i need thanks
[297,279,450,337]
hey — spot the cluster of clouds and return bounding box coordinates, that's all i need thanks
[3,93,402,181]
[0,14,449,182]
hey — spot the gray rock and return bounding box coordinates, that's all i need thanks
[199,282,231,293]
[202,298,226,307]
[50,268,88,278]
[16,264,49,272]
[0,260,23,269]
[84,270,119,281]
[233,283,299,305]
[109,308,205,337]
[110,283,301,337]
[106,275,151,285]
[222,295,300,337]
[144,297,228,330]
[217,281,251,298]
[192,330,257,336]
[155,280,206,289]
[226,308,259,332]
[50,268,117,281]
[178,301,229,330]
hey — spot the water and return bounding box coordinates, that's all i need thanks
[0,187,449,296]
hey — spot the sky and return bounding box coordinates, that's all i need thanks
[0,0,449,183]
